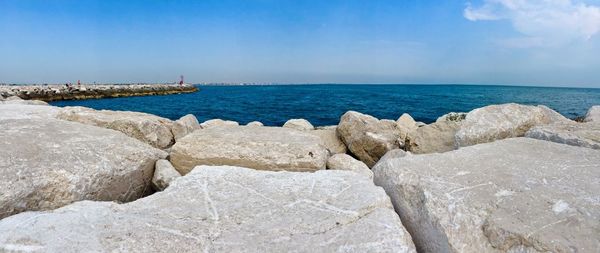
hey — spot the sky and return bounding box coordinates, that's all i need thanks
[1,0,600,87]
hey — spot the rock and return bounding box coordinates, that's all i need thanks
[415,122,426,127]
[57,106,176,149]
[0,118,167,219]
[152,159,182,191]
[373,138,600,253]
[1,98,48,105]
[0,104,59,120]
[406,120,462,154]
[585,105,600,123]
[526,122,600,149]
[0,166,417,252]
[396,113,418,132]
[171,114,201,141]
[246,121,264,127]
[326,154,373,179]
[310,128,348,154]
[283,118,314,131]
[337,111,405,167]
[200,118,239,129]
[5,95,23,101]
[377,149,407,163]
[170,126,329,174]
[455,103,567,147]
[435,112,466,123]
[316,125,338,130]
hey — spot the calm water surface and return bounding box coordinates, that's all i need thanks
[50,84,600,126]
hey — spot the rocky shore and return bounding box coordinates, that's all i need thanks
[0,96,599,252]
[0,83,198,101]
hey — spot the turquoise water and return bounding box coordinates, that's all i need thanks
[49,84,600,126]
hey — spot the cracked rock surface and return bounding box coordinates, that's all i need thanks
[0,118,167,219]
[170,126,329,174]
[373,138,600,253]
[0,166,416,253]
[526,122,600,149]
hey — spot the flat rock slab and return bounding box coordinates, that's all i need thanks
[57,106,177,149]
[373,138,600,252]
[0,104,58,120]
[170,126,329,174]
[0,118,167,219]
[526,122,600,149]
[0,166,416,253]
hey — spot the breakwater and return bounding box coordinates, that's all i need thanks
[0,83,198,101]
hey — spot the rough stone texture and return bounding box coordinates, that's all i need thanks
[200,119,239,129]
[0,118,167,219]
[455,104,568,147]
[396,113,418,132]
[283,118,315,131]
[0,104,59,120]
[326,154,373,179]
[172,114,201,141]
[377,149,407,163]
[0,166,416,253]
[0,97,48,105]
[406,120,462,154]
[526,122,600,149]
[337,111,405,167]
[152,159,182,191]
[585,105,600,123]
[373,138,600,253]
[310,128,348,154]
[435,112,466,123]
[246,121,264,127]
[170,126,329,174]
[57,106,176,149]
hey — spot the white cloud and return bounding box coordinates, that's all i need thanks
[464,0,600,47]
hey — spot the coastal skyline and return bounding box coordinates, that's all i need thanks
[1,0,600,88]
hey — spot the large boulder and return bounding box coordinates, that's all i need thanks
[0,104,58,120]
[526,122,600,149]
[170,126,329,174]
[152,159,181,191]
[200,119,239,129]
[246,121,264,127]
[310,127,348,154]
[326,154,373,179]
[0,118,167,219]
[396,113,418,132]
[337,111,405,167]
[171,114,201,141]
[455,104,569,147]
[373,138,600,252]
[57,106,177,149]
[283,118,315,131]
[584,105,600,123]
[405,113,464,154]
[0,166,417,252]
[0,96,48,106]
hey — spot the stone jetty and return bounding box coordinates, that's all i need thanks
[0,99,599,252]
[0,83,197,101]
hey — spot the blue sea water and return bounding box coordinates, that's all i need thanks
[49,84,600,126]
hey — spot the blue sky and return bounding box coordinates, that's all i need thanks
[1,0,600,87]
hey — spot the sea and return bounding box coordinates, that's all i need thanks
[49,84,600,126]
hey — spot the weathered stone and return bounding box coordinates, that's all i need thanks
[57,106,176,149]
[170,126,329,174]
[455,103,568,147]
[0,118,167,219]
[526,122,600,149]
[283,118,314,131]
[406,120,462,154]
[337,111,405,167]
[585,105,600,123]
[172,114,201,141]
[377,149,407,163]
[0,104,58,120]
[0,166,416,253]
[435,112,466,123]
[326,154,373,179]
[396,113,418,132]
[373,138,600,253]
[246,121,264,127]
[0,98,48,105]
[310,128,348,154]
[200,118,239,129]
[152,159,181,191]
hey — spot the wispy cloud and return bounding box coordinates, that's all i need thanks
[464,0,600,47]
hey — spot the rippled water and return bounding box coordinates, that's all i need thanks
[50,84,600,126]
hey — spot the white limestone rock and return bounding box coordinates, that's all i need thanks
[170,126,329,174]
[200,118,239,129]
[310,127,348,154]
[0,104,59,120]
[406,120,462,154]
[326,154,373,179]
[246,121,264,127]
[0,118,167,219]
[373,138,600,253]
[0,166,417,253]
[57,106,177,149]
[526,122,600,149]
[171,114,201,141]
[584,105,600,123]
[152,159,182,191]
[337,111,405,167]
[283,118,315,131]
[396,113,418,132]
